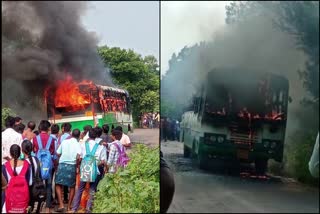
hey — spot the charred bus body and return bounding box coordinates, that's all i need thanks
[180,69,289,174]
[45,81,133,133]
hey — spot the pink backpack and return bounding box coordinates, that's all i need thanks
[113,142,130,171]
[5,160,30,213]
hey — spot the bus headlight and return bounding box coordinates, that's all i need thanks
[217,136,224,143]
[263,141,270,148]
[270,141,277,149]
[209,136,217,142]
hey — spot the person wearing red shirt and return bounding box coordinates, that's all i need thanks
[32,120,56,213]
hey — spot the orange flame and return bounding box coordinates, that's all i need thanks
[53,75,94,111]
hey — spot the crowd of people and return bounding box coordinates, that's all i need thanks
[160,117,180,142]
[1,115,131,213]
[139,112,160,129]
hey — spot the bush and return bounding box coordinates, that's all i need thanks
[93,144,160,213]
[2,107,16,129]
[285,131,319,186]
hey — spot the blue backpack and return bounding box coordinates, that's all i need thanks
[80,142,99,182]
[36,135,53,180]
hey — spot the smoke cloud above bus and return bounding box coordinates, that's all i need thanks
[161,3,315,136]
[2,1,113,120]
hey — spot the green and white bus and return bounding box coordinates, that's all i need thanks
[45,82,133,133]
[181,68,289,174]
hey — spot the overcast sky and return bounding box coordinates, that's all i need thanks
[80,1,230,75]
[161,1,230,75]
[81,1,159,61]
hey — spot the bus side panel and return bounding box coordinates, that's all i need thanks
[102,112,132,134]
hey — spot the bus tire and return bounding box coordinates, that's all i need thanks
[180,130,184,142]
[255,159,268,175]
[183,144,191,158]
[191,141,207,170]
[197,152,208,170]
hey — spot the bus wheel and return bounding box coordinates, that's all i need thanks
[183,144,191,158]
[255,159,268,175]
[180,130,184,142]
[197,152,208,170]
[193,144,208,170]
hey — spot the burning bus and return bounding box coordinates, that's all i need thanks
[180,68,289,174]
[45,75,133,133]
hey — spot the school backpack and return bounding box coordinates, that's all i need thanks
[113,142,130,171]
[80,142,99,182]
[5,160,30,213]
[36,135,53,180]
[29,156,46,203]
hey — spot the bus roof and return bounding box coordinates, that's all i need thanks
[208,68,289,90]
[96,85,128,95]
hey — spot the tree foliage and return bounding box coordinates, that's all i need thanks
[161,43,208,120]
[275,1,319,103]
[93,144,159,213]
[98,46,159,122]
[1,107,16,130]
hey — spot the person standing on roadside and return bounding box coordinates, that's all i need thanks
[101,124,112,144]
[93,126,107,191]
[50,123,60,206]
[71,128,107,213]
[22,121,36,142]
[106,129,125,174]
[14,116,22,125]
[1,172,7,209]
[114,126,131,148]
[57,123,72,204]
[2,116,23,164]
[21,140,41,213]
[32,120,55,213]
[81,125,92,143]
[2,144,31,213]
[55,129,82,212]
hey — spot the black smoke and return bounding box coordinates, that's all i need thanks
[2,1,112,121]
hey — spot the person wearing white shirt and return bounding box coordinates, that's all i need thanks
[2,116,23,164]
[55,129,82,212]
[114,126,131,147]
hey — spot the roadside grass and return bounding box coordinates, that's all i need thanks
[269,131,319,187]
[93,143,160,213]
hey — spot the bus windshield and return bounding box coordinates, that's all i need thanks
[204,71,289,121]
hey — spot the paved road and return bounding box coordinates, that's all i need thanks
[128,128,159,148]
[161,140,319,213]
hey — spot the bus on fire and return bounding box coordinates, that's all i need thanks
[180,68,289,175]
[45,75,133,133]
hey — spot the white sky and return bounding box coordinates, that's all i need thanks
[81,1,159,61]
[161,1,230,75]
[80,1,230,74]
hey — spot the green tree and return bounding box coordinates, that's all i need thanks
[2,107,16,129]
[275,1,319,104]
[98,46,159,122]
[161,43,205,120]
